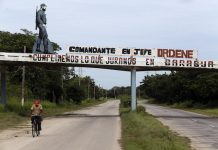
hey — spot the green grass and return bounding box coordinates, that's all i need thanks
[155,101,218,117]
[0,99,106,131]
[0,112,27,130]
[146,98,218,117]
[178,108,218,117]
[42,99,106,117]
[120,107,191,150]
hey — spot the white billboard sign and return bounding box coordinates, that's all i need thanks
[68,46,198,59]
[29,53,213,69]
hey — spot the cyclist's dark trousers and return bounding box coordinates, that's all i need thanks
[31,116,42,130]
[37,24,48,53]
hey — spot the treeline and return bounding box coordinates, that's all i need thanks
[0,30,106,104]
[139,71,218,108]
[107,86,131,98]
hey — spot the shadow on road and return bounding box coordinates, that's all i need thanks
[52,113,120,118]
[154,115,218,120]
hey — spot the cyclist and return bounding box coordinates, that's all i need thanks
[31,99,43,131]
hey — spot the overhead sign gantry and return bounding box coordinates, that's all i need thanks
[0,47,215,70]
[0,46,217,110]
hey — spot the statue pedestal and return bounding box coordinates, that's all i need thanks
[32,37,55,54]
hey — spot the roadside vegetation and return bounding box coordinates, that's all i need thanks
[119,95,191,150]
[180,108,218,117]
[139,71,218,108]
[0,98,106,130]
[133,71,218,117]
[0,30,107,105]
[147,98,218,117]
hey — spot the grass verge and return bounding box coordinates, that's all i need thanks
[120,107,192,150]
[147,98,218,117]
[176,108,218,117]
[0,99,106,131]
[0,112,27,130]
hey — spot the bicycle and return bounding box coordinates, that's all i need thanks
[32,116,40,137]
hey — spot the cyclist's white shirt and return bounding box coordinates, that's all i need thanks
[31,104,43,116]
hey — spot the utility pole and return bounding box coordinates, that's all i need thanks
[99,84,102,98]
[21,46,26,106]
[94,85,95,99]
[114,88,116,99]
[78,67,82,86]
[139,88,141,100]
[88,79,90,100]
[61,67,64,102]
[106,90,107,99]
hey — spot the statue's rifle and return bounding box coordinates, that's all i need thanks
[35,6,38,30]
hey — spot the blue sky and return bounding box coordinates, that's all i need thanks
[0,0,218,89]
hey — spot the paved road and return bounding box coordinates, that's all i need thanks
[0,100,121,150]
[141,102,218,150]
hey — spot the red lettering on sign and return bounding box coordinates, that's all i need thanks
[157,49,194,58]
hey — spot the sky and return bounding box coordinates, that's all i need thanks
[0,0,218,89]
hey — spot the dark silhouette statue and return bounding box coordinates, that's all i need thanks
[33,3,54,54]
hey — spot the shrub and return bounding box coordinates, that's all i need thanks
[4,98,58,116]
[136,105,146,113]
[99,97,106,101]
[173,100,193,108]
[120,95,131,108]
[41,101,57,108]
[0,104,4,112]
[66,86,85,104]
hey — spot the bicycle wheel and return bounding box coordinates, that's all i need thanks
[32,122,36,137]
[37,130,40,136]
[36,122,40,136]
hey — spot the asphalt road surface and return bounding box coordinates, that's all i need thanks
[0,100,121,150]
[141,102,218,150]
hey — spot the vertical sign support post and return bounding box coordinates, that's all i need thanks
[131,67,137,111]
[0,66,6,104]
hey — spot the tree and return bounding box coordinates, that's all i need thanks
[1,30,63,103]
[1,29,105,104]
[139,71,218,108]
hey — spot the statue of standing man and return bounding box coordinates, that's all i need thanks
[33,3,54,54]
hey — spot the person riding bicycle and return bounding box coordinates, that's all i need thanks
[31,99,43,131]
